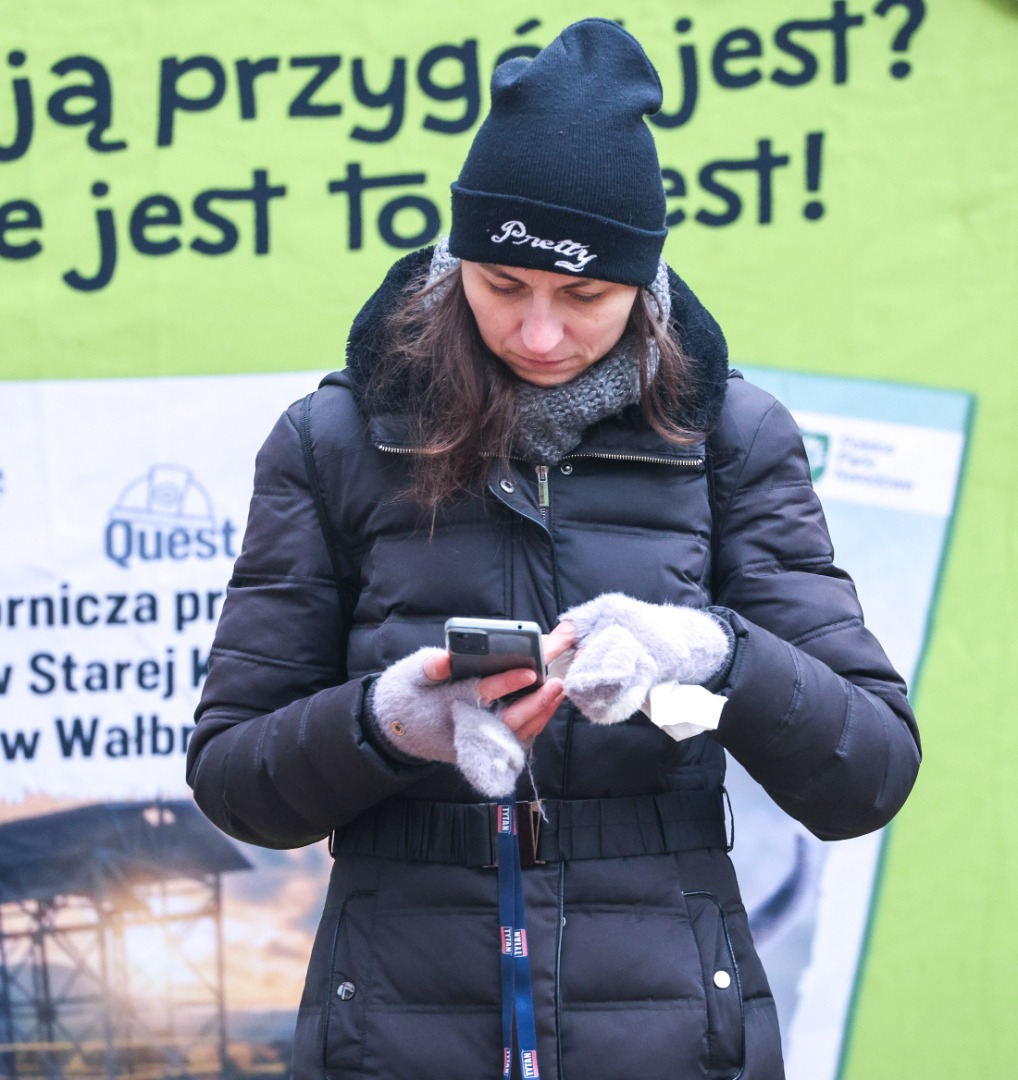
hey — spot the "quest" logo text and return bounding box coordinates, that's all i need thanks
[104,464,238,570]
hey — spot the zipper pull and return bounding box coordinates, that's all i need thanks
[535,465,550,515]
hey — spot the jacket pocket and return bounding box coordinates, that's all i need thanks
[682,890,745,1080]
[322,890,378,1075]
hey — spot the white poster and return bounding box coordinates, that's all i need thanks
[0,373,321,797]
[728,365,970,1079]
[0,367,970,1077]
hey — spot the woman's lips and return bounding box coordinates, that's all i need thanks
[511,352,570,366]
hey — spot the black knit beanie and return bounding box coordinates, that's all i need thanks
[449,18,668,287]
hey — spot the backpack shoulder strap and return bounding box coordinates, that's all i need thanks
[298,392,360,616]
[705,431,721,603]
[704,368,743,603]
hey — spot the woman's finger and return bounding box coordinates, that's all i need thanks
[501,677,566,739]
[422,651,452,683]
[516,685,568,742]
[476,666,538,705]
[544,620,576,662]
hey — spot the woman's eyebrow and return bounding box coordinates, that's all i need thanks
[478,263,602,291]
[478,263,522,281]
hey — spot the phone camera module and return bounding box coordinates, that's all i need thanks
[451,631,488,655]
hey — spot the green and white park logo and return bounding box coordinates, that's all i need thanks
[800,430,830,482]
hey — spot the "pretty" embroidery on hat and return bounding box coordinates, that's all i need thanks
[490,220,598,273]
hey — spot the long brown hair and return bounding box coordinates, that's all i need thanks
[368,265,703,514]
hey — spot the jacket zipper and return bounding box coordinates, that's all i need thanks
[562,450,704,467]
[377,445,703,467]
[532,452,702,524]
[535,465,550,521]
[377,447,702,527]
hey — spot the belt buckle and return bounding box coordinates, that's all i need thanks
[486,801,545,868]
[518,800,545,867]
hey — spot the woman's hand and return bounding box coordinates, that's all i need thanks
[556,594,734,724]
[370,622,576,797]
[423,621,576,743]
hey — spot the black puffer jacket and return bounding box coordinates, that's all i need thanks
[187,249,920,1080]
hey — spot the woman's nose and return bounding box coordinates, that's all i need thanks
[519,301,564,355]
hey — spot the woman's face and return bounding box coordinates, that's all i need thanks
[460,261,639,388]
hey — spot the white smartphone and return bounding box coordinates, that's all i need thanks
[444,617,546,691]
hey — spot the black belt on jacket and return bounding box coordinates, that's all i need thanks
[329,789,728,869]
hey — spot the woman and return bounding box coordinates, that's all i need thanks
[186,19,920,1080]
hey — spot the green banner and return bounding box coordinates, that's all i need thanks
[3,3,1017,1078]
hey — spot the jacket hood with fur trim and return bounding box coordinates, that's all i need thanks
[334,245,730,436]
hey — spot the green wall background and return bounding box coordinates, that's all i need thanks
[2,1,1017,1074]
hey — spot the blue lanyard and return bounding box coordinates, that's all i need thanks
[496,801,541,1079]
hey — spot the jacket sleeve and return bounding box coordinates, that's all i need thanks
[185,397,431,849]
[710,378,921,841]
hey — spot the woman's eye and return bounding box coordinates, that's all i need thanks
[570,291,601,304]
[487,282,521,296]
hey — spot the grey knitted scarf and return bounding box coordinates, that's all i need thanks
[429,238,672,465]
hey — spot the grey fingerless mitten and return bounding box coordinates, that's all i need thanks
[560,593,734,725]
[369,647,525,797]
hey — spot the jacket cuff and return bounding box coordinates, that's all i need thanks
[702,606,737,693]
